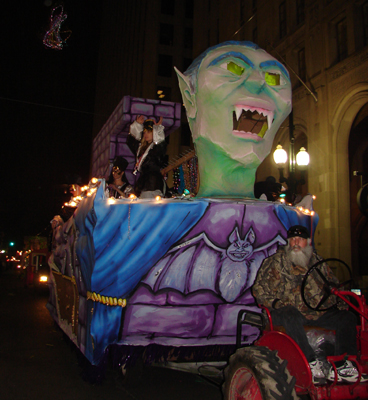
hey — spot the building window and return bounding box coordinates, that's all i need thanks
[158,54,173,77]
[336,17,348,61]
[279,2,287,39]
[159,23,174,46]
[296,0,305,25]
[184,27,193,49]
[185,0,194,19]
[298,48,306,83]
[156,86,171,101]
[363,1,368,46]
[161,0,175,15]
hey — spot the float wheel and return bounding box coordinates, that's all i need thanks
[223,346,298,400]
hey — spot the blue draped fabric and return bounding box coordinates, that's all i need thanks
[90,301,123,363]
[74,194,97,291]
[92,184,209,297]
[76,183,208,363]
[74,194,99,362]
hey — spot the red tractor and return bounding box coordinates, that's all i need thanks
[223,259,368,400]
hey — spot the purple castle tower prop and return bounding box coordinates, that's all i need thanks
[91,96,181,184]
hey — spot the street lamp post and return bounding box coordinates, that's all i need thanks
[273,112,310,204]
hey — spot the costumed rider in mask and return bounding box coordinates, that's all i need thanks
[106,156,134,199]
[127,115,167,198]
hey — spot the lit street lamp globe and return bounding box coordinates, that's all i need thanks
[273,144,288,165]
[296,147,310,167]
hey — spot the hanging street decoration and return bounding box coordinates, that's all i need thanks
[43,5,71,50]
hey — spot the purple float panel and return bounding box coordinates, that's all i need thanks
[122,304,215,338]
[118,200,294,350]
[91,95,181,184]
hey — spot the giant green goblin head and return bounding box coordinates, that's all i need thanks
[175,41,292,198]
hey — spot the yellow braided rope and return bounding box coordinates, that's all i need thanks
[87,291,127,307]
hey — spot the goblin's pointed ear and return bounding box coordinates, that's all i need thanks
[174,66,196,119]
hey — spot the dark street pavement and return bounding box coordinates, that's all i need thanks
[0,269,223,400]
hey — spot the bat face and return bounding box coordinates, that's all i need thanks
[226,241,254,261]
[226,227,255,262]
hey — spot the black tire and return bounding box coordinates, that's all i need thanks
[223,346,298,400]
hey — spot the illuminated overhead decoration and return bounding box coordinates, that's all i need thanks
[43,5,71,50]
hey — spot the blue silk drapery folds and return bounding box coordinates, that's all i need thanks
[91,184,209,297]
[75,183,209,363]
[74,194,97,291]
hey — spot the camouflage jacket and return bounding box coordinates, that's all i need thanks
[252,246,342,320]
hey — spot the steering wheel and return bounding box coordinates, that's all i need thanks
[301,258,353,311]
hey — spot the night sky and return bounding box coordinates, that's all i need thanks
[0,1,103,248]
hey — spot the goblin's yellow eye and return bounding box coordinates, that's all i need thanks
[265,72,280,86]
[227,62,245,76]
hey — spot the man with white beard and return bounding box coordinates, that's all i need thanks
[252,225,367,384]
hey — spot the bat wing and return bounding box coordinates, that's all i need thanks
[142,232,225,294]
[246,234,287,289]
[254,234,286,256]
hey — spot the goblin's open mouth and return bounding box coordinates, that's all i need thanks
[232,105,274,139]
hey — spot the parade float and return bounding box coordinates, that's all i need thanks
[47,41,317,372]
[19,236,50,288]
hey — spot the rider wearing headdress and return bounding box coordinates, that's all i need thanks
[127,115,167,198]
[106,156,134,199]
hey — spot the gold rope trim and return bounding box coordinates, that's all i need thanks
[87,291,127,307]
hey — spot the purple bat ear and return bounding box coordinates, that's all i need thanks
[229,226,241,244]
[245,227,256,244]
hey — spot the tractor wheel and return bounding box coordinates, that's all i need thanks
[223,346,298,400]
